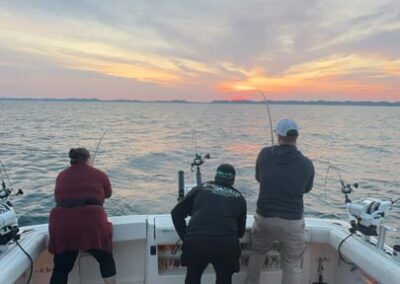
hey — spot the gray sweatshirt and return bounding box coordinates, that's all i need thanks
[256,144,314,220]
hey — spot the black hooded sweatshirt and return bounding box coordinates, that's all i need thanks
[256,144,314,220]
[171,181,247,241]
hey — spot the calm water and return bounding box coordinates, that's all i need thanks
[1,101,399,242]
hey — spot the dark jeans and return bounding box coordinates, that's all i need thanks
[49,249,116,284]
[182,237,241,284]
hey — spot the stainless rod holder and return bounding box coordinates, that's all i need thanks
[376,224,390,251]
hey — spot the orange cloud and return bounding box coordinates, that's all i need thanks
[68,59,182,85]
[217,54,399,100]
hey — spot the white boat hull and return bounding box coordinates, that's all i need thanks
[1,215,399,284]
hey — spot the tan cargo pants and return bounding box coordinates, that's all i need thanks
[245,214,306,284]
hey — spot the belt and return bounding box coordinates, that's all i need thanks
[56,199,102,208]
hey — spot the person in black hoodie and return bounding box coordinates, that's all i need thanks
[245,119,314,284]
[171,164,247,284]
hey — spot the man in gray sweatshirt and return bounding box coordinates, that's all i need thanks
[245,118,314,284]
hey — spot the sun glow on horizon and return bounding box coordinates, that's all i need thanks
[218,55,399,101]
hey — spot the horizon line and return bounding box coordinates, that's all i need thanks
[0,97,399,106]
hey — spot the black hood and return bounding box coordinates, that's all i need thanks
[270,145,302,165]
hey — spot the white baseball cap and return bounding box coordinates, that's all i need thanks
[275,118,299,137]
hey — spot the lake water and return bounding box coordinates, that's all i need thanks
[1,101,399,243]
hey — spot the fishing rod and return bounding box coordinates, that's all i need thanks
[0,161,22,246]
[325,163,399,240]
[174,151,210,253]
[0,160,23,200]
[91,129,109,166]
[323,163,358,199]
[0,160,11,190]
[0,161,32,283]
[177,131,211,201]
[323,163,400,265]
[189,131,210,186]
[256,89,274,145]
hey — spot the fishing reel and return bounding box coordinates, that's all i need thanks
[338,179,396,236]
[328,165,400,255]
[191,153,210,169]
[0,172,23,254]
[191,153,210,186]
[340,181,358,203]
[0,203,19,253]
[346,198,392,236]
[326,164,391,236]
[336,176,381,235]
[177,153,211,201]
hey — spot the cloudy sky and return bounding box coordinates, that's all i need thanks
[1,0,399,101]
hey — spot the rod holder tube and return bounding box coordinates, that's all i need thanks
[376,225,389,251]
[195,167,202,186]
[178,171,185,201]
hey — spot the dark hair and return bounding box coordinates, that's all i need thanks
[214,163,236,185]
[279,129,299,144]
[286,129,299,137]
[69,148,90,165]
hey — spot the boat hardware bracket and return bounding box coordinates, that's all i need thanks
[313,257,329,284]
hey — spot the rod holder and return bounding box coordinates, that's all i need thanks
[178,171,185,201]
[376,224,390,251]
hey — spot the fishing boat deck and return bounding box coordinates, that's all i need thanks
[1,215,399,284]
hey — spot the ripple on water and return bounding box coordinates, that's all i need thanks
[1,102,399,244]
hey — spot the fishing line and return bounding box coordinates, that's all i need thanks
[323,163,344,196]
[391,197,400,207]
[0,160,12,188]
[191,130,198,155]
[256,90,274,145]
[392,197,400,204]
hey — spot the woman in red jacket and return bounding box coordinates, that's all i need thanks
[49,148,116,284]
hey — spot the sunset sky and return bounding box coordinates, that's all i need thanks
[1,0,399,101]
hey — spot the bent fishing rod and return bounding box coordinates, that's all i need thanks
[256,89,274,145]
[91,129,109,166]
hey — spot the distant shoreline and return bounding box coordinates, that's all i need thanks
[0,97,399,107]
